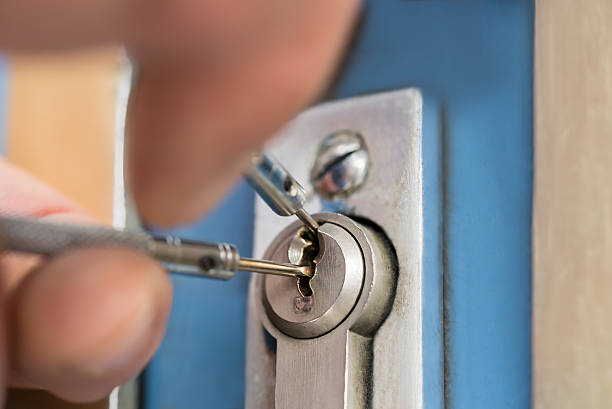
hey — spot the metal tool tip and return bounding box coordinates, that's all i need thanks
[238,258,313,278]
[295,208,319,232]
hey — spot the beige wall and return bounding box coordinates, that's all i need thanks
[4,48,121,408]
[534,1,612,408]
[6,49,120,225]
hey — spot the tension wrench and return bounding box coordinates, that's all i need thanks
[244,154,319,232]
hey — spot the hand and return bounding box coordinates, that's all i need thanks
[0,159,171,402]
[0,0,360,404]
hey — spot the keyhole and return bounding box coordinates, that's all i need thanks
[297,275,313,297]
[288,226,320,298]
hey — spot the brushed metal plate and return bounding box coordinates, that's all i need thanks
[246,88,424,408]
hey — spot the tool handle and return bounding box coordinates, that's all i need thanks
[0,216,237,280]
[244,153,307,217]
[0,216,150,254]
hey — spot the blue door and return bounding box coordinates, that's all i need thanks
[143,1,534,408]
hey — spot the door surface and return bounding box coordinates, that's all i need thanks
[142,1,534,408]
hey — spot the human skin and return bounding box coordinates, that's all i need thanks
[0,0,360,404]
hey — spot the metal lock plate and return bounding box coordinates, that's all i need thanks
[247,89,428,409]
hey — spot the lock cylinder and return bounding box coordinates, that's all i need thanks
[261,212,397,339]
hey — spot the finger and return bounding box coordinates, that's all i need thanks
[0,0,124,50]
[0,160,85,219]
[0,158,91,298]
[0,158,93,297]
[129,0,360,226]
[8,247,172,403]
[0,1,359,226]
[0,0,356,55]
[0,159,173,401]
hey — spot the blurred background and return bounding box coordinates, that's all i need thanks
[0,49,126,408]
[0,1,611,409]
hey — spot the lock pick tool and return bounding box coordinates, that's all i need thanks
[0,154,318,280]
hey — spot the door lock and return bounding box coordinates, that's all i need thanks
[252,213,396,408]
[246,89,434,409]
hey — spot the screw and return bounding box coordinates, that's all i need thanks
[310,130,370,200]
[288,226,318,297]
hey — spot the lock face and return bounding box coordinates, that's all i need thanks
[263,220,366,339]
[251,213,396,409]
[246,89,434,409]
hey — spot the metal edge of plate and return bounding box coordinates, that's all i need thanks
[247,88,429,408]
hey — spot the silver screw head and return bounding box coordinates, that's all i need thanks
[310,130,370,200]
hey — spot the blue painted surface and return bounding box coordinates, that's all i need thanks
[142,183,253,409]
[421,95,444,409]
[143,1,533,408]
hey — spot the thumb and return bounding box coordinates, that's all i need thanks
[0,159,172,402]
[9,247,171,402]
